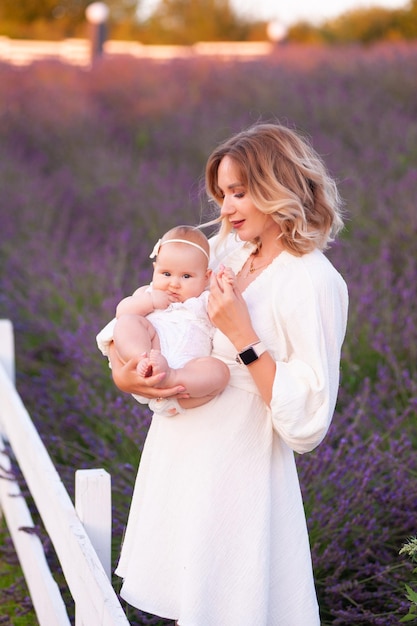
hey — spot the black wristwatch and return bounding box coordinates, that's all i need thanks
[236,341,267,365]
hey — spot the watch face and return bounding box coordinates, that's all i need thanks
[239,346,258,365]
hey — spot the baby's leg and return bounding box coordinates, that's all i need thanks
[154,355,230,404]
[113,314,160,375]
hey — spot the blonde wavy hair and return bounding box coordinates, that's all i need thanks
[205,122,344,255]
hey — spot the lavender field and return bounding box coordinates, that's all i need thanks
[1,42,417,625]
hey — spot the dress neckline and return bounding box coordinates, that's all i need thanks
[236,244,287,295]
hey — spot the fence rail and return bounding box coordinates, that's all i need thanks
[0,320,130,626]
[0,35,273,66]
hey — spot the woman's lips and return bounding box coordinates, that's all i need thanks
[231,220,245,229]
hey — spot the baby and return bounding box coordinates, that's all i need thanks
[97,225,231,416]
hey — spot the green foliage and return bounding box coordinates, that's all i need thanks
[0,520,34,623]
[1,0,417,43]
[0,0,140,39]
[143,0,251,44]
[321,6,407,44]
[0,0,59,22]
[400,539,417,622]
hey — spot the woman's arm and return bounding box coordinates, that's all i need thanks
[267,268,348,453]
[208,268,276,406]
[208,260,348,453]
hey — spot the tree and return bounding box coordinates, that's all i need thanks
[0,0,60,22]
[288,21,325,44]
[143,0,251,44]
[321,6,402,43]
[0,0,140,26]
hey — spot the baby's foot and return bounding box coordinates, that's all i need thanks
[136,356,153,378]
[149,397,185,417]
[148,349,171,380]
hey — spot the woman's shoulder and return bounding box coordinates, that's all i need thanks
[275,249,348,307]
[282,248,345,283]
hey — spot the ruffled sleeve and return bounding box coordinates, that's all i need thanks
[96,318,116,358]
[268,253,348,454]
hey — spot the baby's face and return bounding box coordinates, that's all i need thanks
[152,242,210,302]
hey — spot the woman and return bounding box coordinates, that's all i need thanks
[106,122,348,625]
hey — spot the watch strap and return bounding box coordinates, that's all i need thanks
[236,341,267,365]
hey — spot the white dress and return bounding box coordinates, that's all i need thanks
[113,237,349,626]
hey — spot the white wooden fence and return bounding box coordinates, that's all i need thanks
[0,319,130,626]
[0,35,272,66]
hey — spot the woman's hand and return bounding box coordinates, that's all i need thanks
[208,265,258,350]
[209,265,275,405]
[108,343,189,399]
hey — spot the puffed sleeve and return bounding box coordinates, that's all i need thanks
[96,318,117,358]
[96,286,154,357]
[269,255,348,454]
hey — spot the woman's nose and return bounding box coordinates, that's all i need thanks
[220,195,234,216]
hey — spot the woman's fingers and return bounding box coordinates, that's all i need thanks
[108,343,188,399]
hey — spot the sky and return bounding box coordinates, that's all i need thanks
[139,0,408,26]
[236,0,408,25]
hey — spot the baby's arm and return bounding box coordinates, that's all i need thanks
[116,286,176,318]
[116,286,154,318]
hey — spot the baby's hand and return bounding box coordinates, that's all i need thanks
[219,265,236,285]
[151,289,177,310]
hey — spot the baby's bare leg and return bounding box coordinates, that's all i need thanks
[113,314,160,376]
[155,356,230,404]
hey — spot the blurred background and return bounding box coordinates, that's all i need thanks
[1,2,417,625]
[0,0,417,45]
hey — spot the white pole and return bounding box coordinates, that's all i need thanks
[0,319,15,384]
[0,438,71,625]
[0,320,15,441]
[75,469,112,579]
[85,2,109,63]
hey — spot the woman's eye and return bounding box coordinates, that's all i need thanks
[234,192,245,199]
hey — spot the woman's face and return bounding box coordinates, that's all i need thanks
[216,156,280,244]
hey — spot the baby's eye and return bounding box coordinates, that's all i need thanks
[162,271,171,277]
[183,274,192,279]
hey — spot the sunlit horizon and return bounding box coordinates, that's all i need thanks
[139,0,409,26]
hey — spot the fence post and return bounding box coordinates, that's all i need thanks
[85,2,109,64]
[0,438,72,625]
[0,319,15,384]
[0,320,15,440]
[75,468,112,579]
[0,321,129,625]
[74,469,112,626]
[0,320,72,625]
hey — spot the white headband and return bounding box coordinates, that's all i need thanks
[150,238,210,261]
